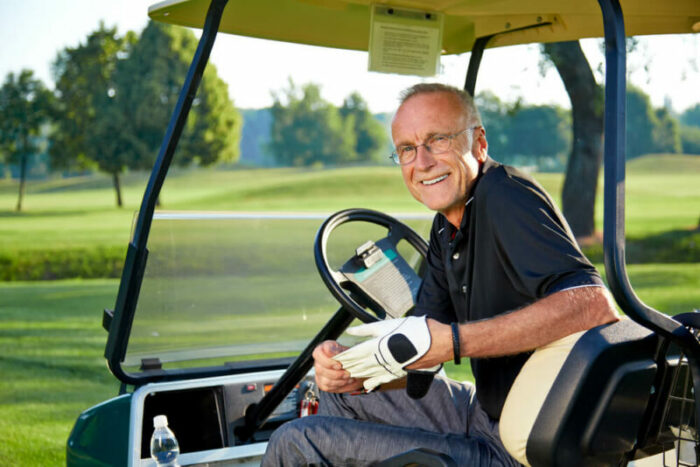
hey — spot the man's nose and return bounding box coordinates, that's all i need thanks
[414,144,436,169]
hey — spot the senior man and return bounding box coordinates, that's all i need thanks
[262,83,619,466]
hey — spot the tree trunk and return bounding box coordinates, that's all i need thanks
[16,152,28,212]
[543,41,604,239]
[112,172,123,208]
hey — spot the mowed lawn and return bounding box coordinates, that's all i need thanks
[0,154,698,464]
[1,264,699,464]
[0,280,119,465]
[1,154,698,252]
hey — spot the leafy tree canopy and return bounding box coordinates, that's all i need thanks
[506,105,570,160]
[0,70,54,210]
[340,92,388,163]
[680,125,700,154]
[268,81,356,167]
[626,86,681,159]
[51,23,129,171]
[475,91,569,168]
[680,104,700,128]
[653,107,682,155]
[111,22,240,170]
[50,21,241,206]
[474,91,510,159]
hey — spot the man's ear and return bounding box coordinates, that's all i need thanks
[474,127,488,162]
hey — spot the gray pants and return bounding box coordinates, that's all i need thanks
[261,376,519,466]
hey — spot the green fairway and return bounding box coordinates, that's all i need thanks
[1,155,698,255]
[0,166,423,253]
[2,261,699,464]
[535,154,700,236]
[0,154,697,464]
[0,280,120,465]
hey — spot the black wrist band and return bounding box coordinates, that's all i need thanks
[451,322,461,365]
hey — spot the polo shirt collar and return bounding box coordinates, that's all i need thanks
[440,156,495,238]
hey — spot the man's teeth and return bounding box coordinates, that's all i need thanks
[422,175,448,185]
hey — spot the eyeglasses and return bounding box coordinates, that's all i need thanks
[390,127,477,165]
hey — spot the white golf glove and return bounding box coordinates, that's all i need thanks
[334,316,441,392]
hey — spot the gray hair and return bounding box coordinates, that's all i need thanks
[398,83,482,127]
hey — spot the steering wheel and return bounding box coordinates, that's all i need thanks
[314,208,429,323]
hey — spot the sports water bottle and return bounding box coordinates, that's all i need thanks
[150,415,181,467]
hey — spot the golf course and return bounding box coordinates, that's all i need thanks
[1,154,698,464]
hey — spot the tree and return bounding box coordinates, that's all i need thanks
[239,108,274,166]
[680,104,700,128]
[269,81,355,166]
[506,105,569,167]
[477,93,569,169]
[87,100,138,207]
[624,86,657,160]
[676,104,700,155]
[652,107,681,154]
[51,22,241,207]
[625,86,681,158]
[475,91,510,158]
[110,22,241,174]
[542,41,604,238]
[339,92,388,163]
[680,125,700,155]
[51,23,131,206]
[0,70,53,211]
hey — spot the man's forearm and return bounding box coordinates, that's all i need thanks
[417,286,620,367]
[459,286,618,358]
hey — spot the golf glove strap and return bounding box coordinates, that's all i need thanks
[334,316,440,391]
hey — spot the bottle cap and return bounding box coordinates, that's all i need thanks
[153,415,169,428]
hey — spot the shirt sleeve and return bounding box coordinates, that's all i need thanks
[413,218,455,324]
[483,176,604,299]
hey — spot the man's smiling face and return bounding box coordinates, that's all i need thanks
[392,91,485,227]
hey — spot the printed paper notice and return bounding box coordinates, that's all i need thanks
[368,6,443,77]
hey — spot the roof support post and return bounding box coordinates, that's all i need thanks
[104,0,229,384]
[464,35,493,96]
[597,0,690,340]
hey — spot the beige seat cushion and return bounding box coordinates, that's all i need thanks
[499,331,585,466]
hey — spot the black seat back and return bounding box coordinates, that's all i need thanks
[526,319,661,466]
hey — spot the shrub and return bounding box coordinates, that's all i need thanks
[680,125,700,155]
[0,246,125,281]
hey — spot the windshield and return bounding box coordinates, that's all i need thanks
[123,211,431,373]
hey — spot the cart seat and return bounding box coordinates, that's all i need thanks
[500,319,661,466]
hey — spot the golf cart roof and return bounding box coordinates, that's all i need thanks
[148,0,700,54]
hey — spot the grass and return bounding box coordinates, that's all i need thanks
[0,155,697,280]
[2,263,699,464]
[0,154,697,464]
[0,166,421,252]
[0,280,120,465]
[535,154,700,236]
[1,155,698,254]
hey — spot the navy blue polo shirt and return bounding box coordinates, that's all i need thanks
[413,157,603,420]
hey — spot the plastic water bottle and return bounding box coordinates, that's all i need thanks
[150,415,181,467]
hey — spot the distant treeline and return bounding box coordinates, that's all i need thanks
[238,88,700,171]
[4,85,700,183]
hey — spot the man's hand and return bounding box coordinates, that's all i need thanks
[312,340,364,393]
[333,316,442,391]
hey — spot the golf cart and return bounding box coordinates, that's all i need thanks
[66,0,700,466]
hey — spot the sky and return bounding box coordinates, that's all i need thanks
[1,0,699,114]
